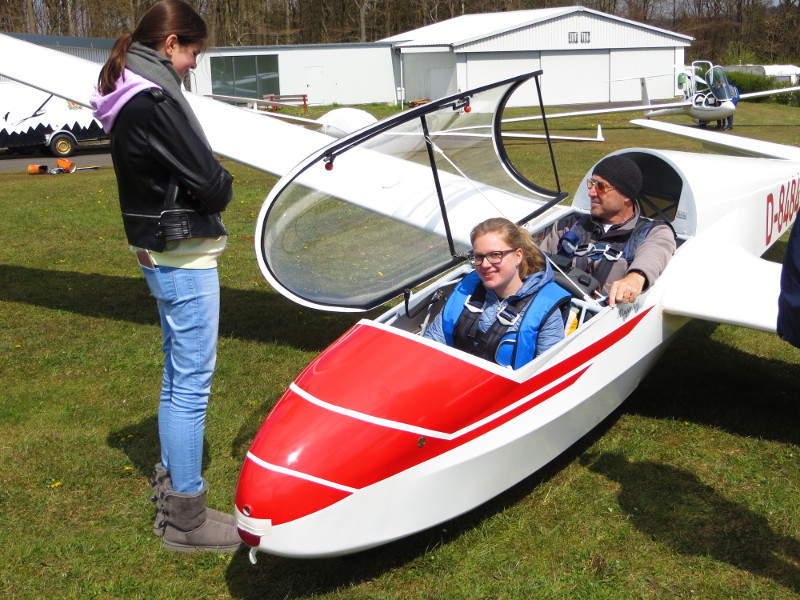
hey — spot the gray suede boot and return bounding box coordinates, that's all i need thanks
[149,463,170,537]
[161,480,243,553]
[150,465,235,537]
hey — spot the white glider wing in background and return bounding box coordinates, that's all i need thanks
[0,34,564,258]
[631,118,800,161]
[487,61,800,132]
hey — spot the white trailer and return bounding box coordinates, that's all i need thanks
[1,81,107,156]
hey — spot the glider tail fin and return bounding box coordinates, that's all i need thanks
[640,77,651,106]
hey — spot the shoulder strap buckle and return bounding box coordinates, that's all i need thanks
[463,295,484,313]
[463,281,487,313]
[497,305,522,326]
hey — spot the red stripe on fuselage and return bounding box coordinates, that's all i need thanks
[294,307,651,435]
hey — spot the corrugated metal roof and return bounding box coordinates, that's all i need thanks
[382,7,692,48]
[7,32,114,49]
[207,41,395,54]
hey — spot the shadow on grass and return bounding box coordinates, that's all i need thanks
[583,451,800,593]
[107,415,161,476]
[627,319,800,448]
[105,414,215,482]
[0,264,362,351]
[222,407,620,599]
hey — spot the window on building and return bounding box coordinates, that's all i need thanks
[210,54,280,99]
[581,31,591,43]
[568,32,578,44]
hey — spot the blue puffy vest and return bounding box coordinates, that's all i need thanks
[441,271,571,369]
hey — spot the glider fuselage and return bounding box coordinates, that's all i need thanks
[235,146,800,559]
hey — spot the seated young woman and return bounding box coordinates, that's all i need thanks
[424,217,571,369]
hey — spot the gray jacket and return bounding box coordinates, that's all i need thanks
[539,205,675,294]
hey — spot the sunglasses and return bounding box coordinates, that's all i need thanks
[586,178,615,194]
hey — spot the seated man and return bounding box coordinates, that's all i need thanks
[539,155,676,306]
[424,217,571,369]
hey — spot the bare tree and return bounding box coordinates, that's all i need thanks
[0,0,796,67]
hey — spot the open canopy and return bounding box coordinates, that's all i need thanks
[704,65,735,101]
[254,71,567,312]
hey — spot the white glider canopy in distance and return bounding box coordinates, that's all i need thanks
[1,34,797,561]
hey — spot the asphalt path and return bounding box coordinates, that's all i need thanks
[0,145,113,173]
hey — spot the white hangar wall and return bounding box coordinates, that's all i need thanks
[400,50,457,102]
[457,46,682,106]
[188,7,691,108]
[390,7,690,107]
[406,47,684,107]
[193,44,398,106]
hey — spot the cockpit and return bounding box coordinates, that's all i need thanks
[686,61,736,106]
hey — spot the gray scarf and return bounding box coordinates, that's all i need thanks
[125,41,209,149]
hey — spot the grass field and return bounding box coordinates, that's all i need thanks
[2,101,800,599]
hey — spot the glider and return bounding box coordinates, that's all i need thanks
[234,79,798,559]
[1,33,796,562]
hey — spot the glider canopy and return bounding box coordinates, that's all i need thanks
[255,72,567,312]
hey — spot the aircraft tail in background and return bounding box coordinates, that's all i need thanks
[640,77,651,106]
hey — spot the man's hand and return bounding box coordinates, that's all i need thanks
[608,271,646,307]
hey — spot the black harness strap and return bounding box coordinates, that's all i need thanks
[569,215,656,287]
[452,283,535,361]
[451,284,485,353]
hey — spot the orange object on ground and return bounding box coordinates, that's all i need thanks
[56,158,77,173]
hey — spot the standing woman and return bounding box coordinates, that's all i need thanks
[91,0,240,553]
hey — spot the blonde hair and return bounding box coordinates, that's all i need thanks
[470,217,546,279]
[98,0,208,95]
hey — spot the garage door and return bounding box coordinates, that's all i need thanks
[463,52,541,108]
[540,50,609,105]
[610,48,677,102]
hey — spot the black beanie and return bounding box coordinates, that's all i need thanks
[592,155,642,200]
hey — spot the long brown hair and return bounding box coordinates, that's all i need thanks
[470,217,546,279]
[97,0,207,95]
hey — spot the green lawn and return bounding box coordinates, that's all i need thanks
[1,101,800,599]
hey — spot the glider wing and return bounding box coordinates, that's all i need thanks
[660,240,781,332]
[738,85,800,101]
[631,118,800,161]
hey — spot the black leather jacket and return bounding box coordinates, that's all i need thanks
[110,88,232,252]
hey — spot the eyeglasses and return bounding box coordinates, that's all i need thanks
[572,242,622,262]
[467,248,517,266]
[586,178,615,194]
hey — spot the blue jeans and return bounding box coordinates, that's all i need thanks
[141,265,220,494]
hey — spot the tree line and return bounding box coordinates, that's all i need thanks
[2,0,800,66]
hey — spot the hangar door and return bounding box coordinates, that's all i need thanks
[463,52,542,107]
[540,50,609,105]
[610,48,677,102]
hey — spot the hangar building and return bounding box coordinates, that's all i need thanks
[384,6,693,106]
[191,6,691,108]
